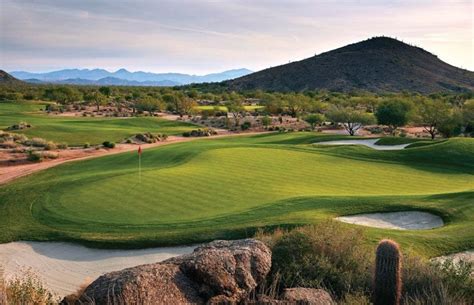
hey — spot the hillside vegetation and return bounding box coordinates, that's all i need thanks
[227,37,474,93]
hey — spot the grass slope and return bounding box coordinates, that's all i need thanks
[0,102,197,145]
[0,132,472,256]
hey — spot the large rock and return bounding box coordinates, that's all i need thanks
[281,288,334,305]
[67,239,271,305]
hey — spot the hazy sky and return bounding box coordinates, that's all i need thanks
[1,0,473,74]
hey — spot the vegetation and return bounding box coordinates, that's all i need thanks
[0,102,196,145]
[374,240,402,305]
[256,223,473,304]
[0,133,472,254]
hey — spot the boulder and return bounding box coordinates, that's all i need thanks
[66,239,271,305]
[281,288,334,305]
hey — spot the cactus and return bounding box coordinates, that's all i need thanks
[373,239,402,305]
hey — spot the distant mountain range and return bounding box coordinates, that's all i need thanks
[227,37,474,93]
[10,68,253,86]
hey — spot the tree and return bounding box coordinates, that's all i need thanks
[416,99,450,139]
[438,111,463,138]
[326,107,375,136]
[99,86,112,97]
[376,99,412,134]
[84,91,107,111]
[176,96,197,117]
[227,100,244,127]
[44,87,81,105]
[261,116,272,129]
[304,114,325,130]
[285,93,309,118]
[136,96,163,115]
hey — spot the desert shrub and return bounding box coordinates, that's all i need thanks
[102,141,115,148]
[1,267,57,305]
[44,141,57,151]
[83,142,90,148]
[268,222,372,297]
[241,121,252,130]
[0,140,18,148]
[182,128,217,137]
[6,121,31,131]
[57,143,68,149]
[27,151,42,162]
[22,137,48,148]
[134,132,168,143]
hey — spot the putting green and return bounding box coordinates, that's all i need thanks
[0,133,473,255]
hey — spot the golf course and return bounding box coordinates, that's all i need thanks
[1,132,472,256]
[0,102,196,145]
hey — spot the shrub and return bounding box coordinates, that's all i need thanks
[27,151,42,162]
[57,143,68,149]
[22,137,48,148]
[44,141,57,151]
[0,267,58,304]
[0,140,18,148]
[241,121,252,130]
[6,121,31,131]
[102,141,115,148]
[83,142,90,148]
[268,222,372,297]
[182,128,217,137]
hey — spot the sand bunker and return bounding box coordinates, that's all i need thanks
[316,139,410,150]
[0,241,194,298]
[336,211,443,230]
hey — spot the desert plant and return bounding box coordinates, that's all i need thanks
[102,141,115,148]
[27,151,42,162]
[83,142,90,148]
[44,141,57,151]
[373,239,402,305]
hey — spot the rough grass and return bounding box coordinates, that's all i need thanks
[0,132,472,255]
[0,102,197,145]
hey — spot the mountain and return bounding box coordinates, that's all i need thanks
[10,68,252,86]
[226,37,474,93]
[0,70,24,84]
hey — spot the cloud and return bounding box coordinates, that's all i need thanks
[1,0,472,73]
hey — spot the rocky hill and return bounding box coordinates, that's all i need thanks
[227,37,474,93]
[0,70,23,84]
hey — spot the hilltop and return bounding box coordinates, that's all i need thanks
[227,37,474,93]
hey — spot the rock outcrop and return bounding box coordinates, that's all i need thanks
[67,239,271,305]
[281,288,334,305]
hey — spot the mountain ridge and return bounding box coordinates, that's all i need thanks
[226,37,474,93]
[10,68,252,86]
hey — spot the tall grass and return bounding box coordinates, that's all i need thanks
[0,266,58,305]
[255,221,473,304]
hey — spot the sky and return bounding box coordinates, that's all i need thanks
[1,0,473,74]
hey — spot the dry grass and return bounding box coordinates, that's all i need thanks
[0,265,58,305]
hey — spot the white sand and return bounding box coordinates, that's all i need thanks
[315,139,410,150]
[0,241,194,298]
[336,211,443,230]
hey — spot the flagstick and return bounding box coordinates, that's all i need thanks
[139,151,141,183]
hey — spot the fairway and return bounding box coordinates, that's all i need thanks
[0,102,197,145]
[0,133,473,256]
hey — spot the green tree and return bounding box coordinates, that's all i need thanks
[304,114,325,130]
[261,116,272,129]
[136,96,163,115]
[416,99,450,139]
[327,107,375,136]
[84,91,107,111]
[376,99,412,134]
[438,111,463,138]
[99,86,112,97]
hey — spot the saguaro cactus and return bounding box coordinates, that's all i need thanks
[373,239,402,305]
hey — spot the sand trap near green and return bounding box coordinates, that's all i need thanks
[336,211,444,230]
[0,241,193,297]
